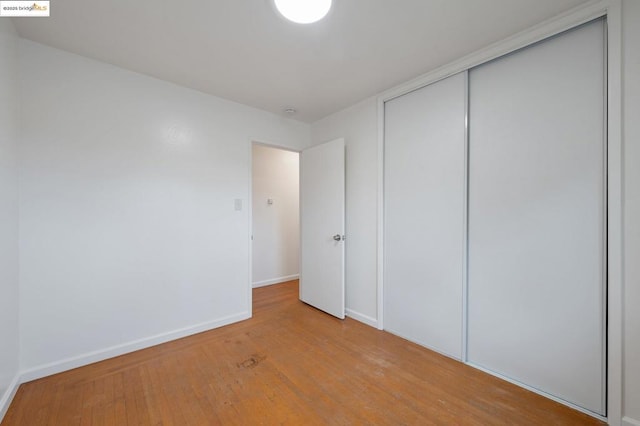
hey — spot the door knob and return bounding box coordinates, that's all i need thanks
[333,234,343,241]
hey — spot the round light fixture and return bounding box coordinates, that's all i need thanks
[274,0,332,24]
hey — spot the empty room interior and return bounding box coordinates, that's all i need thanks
[0,0,639,424]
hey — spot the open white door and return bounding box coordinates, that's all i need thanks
[300,138,345,319]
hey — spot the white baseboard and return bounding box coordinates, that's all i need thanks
[623,416,640,426]
[20,311,251,383]
[252,274,299,288]
[0,373,21,423]
[345,308,378,328]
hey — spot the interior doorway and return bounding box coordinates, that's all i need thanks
[251,143,300,289]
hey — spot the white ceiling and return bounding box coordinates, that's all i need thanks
[14,0,589,122]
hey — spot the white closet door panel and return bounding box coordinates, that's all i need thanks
[384,72,466,359]
[468,20,605,414]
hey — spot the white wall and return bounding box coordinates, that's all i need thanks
[18,40,310,376]
[310,98,378,326]
[0,18,20,419]
[251,145,299,287]
[623,1,640,424]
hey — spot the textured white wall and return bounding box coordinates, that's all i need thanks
[18,39,309,376]
[310,98,378,326]
[0,18,20,419]
[251,145,299,287]
[623,0,640,424]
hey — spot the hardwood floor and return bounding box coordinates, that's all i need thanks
[2,280,603,425]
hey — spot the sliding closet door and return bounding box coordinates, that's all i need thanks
[467,20,605,414]
[384,72,466,359]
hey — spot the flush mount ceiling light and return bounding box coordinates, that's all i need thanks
[274,0,332,24]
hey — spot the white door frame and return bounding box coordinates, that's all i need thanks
[248,140,301,315]
[376,0,622,423]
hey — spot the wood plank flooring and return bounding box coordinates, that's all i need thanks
[2,280,603,425]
